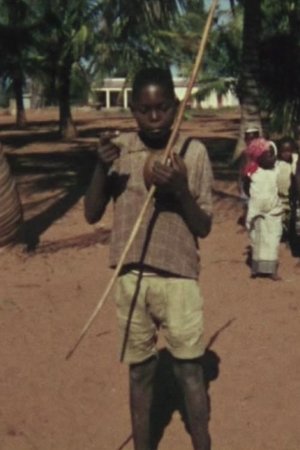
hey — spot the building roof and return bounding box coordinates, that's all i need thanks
[93,77,196,90]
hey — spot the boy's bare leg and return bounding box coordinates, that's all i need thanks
[129,356,158,450]
[173,358,210,450]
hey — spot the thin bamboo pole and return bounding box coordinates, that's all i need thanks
[66,0,219,360]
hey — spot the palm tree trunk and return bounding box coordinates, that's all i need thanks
[58,62,77,140]
[232,0,262,161]
[13,71,27,128]
[0,145,22,247]
[229,0,235,15]
[289,4,300,136]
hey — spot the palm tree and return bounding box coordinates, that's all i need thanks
[259,0,300,136]
[84,0,189,94]
[35,0,100,139]
[38,0,186,139]
[0,0,42,127]
[232,0,263,160]
[0,145,22,247]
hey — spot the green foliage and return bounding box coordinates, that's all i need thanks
[0,86,9,107]
[0,0,41,80]
[70,65,90,105]
[89,0,187,84]
[155,0,206,76]
[259,0,300,135]
[206,0,300,135]
[0,0,46,124]
[261,0,298,37]
[194,76,236,101]
[3,0,300,138]
[206,6,243,82]
[166,1,242,104]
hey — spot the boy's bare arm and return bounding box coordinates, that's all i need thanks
[84,133,120,224]
[174,187,212,238]
[152,154,212,238]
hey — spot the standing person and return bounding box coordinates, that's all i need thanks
[276,137,299,242]
[242,138,283,280]
[237,127,260,227]
[244,127,260,146]
[291,155,300,258]
[84,67,213,450]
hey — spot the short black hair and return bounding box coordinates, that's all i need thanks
[278,136,298,152]
[131,67,175,102]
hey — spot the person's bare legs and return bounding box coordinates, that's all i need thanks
[129,356,157,450]
[270,262,281,281]
[270,273,281,281]
[173,358,210,450]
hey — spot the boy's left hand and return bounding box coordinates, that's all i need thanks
[151,153,188,194]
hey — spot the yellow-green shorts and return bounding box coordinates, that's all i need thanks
[115,271,205,364]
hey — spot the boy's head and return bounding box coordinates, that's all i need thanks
[257,144,276,170]
[130,67,179,142]
[246,138,277,171]
[277,136,298,163]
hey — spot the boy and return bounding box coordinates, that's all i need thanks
[84,68,213,450]
[276,137,300,257]
[276,137,299,239]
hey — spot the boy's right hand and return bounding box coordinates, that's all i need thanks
[97,130,120,167]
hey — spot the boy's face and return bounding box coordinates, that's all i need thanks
[131,84,178,142]
[279,143,293,163]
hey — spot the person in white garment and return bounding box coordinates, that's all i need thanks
[276,137,299,240]
[242,138,283,280]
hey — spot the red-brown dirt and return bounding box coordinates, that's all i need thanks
[1,109,300,450]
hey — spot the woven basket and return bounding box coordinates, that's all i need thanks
[0,146,22,246]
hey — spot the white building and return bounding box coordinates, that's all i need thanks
[91,77,239,110]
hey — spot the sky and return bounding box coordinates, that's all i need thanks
[204,0,229,10]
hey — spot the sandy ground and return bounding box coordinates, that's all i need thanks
[1,109,300,450]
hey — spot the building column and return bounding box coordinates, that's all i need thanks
[124,89,128,109]
[106,90,110,108]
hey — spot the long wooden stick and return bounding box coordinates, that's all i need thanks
[66,0,219,360]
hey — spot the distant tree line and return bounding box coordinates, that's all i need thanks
[0,0,299,145]
[0,0,187,138]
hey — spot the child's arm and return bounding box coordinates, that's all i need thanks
[84,134,120,224]
[242,175,251,197]
[152,154,212,238]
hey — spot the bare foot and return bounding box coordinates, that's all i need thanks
[270,273,281,281]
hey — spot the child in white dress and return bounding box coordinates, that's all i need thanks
[243,138,283,280]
